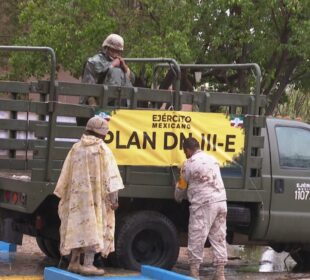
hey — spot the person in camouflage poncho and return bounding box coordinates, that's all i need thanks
[54,116,124,276]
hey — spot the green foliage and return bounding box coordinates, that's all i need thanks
[0,1,19,69]
[0,1,19,44]
[10,0,195,79]
[11,0,117,78]
[119,0,195,62]
[276,88,310,123]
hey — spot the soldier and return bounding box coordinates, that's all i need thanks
[81,33,135,106]
[54,116,124,276]
[175,137,227,280]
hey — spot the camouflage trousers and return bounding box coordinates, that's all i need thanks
[104,67,133,87]
[188,200,228,266]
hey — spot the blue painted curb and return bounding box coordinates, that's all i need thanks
[44,267,148,279]
[44,266,194,280]
[142,265,194,280]
[0,241,16,252]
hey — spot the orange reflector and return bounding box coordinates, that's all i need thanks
[12,192,18,204]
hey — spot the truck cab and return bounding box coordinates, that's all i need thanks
[264,118,310,245]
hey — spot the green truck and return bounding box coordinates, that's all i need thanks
[0,46,310,270]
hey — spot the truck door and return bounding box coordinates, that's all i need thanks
[266,118,310,242]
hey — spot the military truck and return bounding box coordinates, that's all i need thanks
[0,46,310,270]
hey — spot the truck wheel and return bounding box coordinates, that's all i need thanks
[36,237,53,258]
[290,250,310,267]
[115,211,179,270]
[44,238,61,259]
[36,237,60,259]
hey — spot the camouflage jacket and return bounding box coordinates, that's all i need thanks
[82,51,135,86]
[182,150,227,206]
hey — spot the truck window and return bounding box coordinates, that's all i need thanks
[276,126,310,169]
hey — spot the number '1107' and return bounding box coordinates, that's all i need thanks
[295,190,310,200]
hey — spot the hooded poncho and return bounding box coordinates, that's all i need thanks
[54,134,124,256]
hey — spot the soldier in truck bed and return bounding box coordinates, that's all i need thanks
[82,33,135,104]
[77,34,135,126]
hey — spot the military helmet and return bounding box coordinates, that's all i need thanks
[86,116,109,136]
[102,34,124,51]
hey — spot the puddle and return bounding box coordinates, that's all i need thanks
[228,245,296,273]
[0,252,57,275]
[259,247,295,272]
[259,247,275,272]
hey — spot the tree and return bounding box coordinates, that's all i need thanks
[11,0,195,80]
[276,88,310,123]
[8,0,310,115]
[10,0,118,79]
[0,1,19,44]
[192,0,310,115]
[0,1,19,70]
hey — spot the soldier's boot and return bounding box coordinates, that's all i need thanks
[79,250,105,276]
[212,265,225,280]
[189,263,200,279]
[67,248,82,274]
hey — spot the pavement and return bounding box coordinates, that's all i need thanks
[2,237,310,279]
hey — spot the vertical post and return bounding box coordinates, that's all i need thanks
[125,58,181,109]
[8,92,17,159]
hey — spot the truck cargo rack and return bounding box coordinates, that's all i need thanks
[0,46,266,213]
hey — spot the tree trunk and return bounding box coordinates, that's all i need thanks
[266,58,300,115]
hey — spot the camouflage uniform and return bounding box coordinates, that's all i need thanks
[82,51,134,87]
[81,51,135,106]
[180,150,228,267]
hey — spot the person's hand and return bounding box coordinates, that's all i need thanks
[111,202,119,210]
[118,57,129,73]
[111,58,121,67]
[175,187,187,203]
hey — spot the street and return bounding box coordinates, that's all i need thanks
[1,236,310,279]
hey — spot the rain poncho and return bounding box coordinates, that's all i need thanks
[54,134,124,256]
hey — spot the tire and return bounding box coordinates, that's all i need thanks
[44,238,61,259]
[115,211,179,271]
[36,237,53,258]
[290,250,310,267]
[36,237,60,259]
[270,243,285,253]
